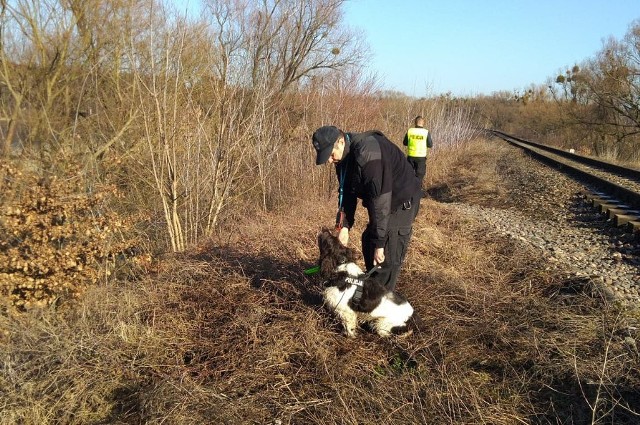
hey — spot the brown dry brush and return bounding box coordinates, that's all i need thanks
[2,151,640,423]
[13,203,632,424]
[126,203,639,424]
[0,163,145,311]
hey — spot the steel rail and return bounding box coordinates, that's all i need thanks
[489,130,640,229]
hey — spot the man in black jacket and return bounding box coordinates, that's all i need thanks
[312,125,422,291]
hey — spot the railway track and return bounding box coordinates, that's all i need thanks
[489,130,640,235]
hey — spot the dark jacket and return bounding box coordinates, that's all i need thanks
[336,131,421,248]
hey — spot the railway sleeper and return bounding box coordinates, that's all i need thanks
[582,192,640,235]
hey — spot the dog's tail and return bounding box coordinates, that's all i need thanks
[407,311,426,334]
[390,311,425,337]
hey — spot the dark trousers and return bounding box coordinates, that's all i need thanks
[407,156,426,184]
[361,194,420,291]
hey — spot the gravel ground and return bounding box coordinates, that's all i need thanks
[440,150,640,303]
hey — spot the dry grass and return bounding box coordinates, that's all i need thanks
[1,141,639,424]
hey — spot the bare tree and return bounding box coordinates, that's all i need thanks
[0,0,375,252]
[550,20,640,160]
[0,0,75,157]
[204,0,366,93]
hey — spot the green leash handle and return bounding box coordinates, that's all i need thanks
[304,265,320,275]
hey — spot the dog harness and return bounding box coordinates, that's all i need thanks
[345,276,365,303]
[345,266,380,303]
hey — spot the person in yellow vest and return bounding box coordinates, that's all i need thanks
[402,115,433,186]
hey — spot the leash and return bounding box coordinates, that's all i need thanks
[335,134,350,231]
[335,162,347,231]
[362,265,381,279]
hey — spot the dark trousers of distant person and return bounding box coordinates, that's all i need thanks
[407,156,426,185]
[361,190,421,292]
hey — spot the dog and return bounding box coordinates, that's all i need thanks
[315,228,417,337]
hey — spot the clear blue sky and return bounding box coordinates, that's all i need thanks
[344,0,639,97]
[172,0,639,97]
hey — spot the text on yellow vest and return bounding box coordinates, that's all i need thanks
[407,127,429,157]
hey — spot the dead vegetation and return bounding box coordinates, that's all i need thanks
[0,163,143,311]
[2,141,639,424]
[1,1,639,423]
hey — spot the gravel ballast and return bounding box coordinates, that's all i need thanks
[436,148,640,302]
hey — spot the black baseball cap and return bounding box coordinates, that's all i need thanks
[312,126,341,165]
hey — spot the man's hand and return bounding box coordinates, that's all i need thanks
[338,227,349,246]
[373,247,385,265]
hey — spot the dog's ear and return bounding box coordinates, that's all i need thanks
[318,228,357,262]
[344,246,357,263]
[318,228,339,277]
[319,227,332,235]
[318,228,340,253]
[319,255,337,277]
[318,227,333,242]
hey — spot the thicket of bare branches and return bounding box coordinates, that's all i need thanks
[0,0,480,259]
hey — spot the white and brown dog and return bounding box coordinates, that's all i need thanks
[315,228,417,337]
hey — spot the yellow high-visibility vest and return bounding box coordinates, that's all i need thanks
[407,127,429,157]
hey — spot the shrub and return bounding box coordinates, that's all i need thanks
[0,163,139,310]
